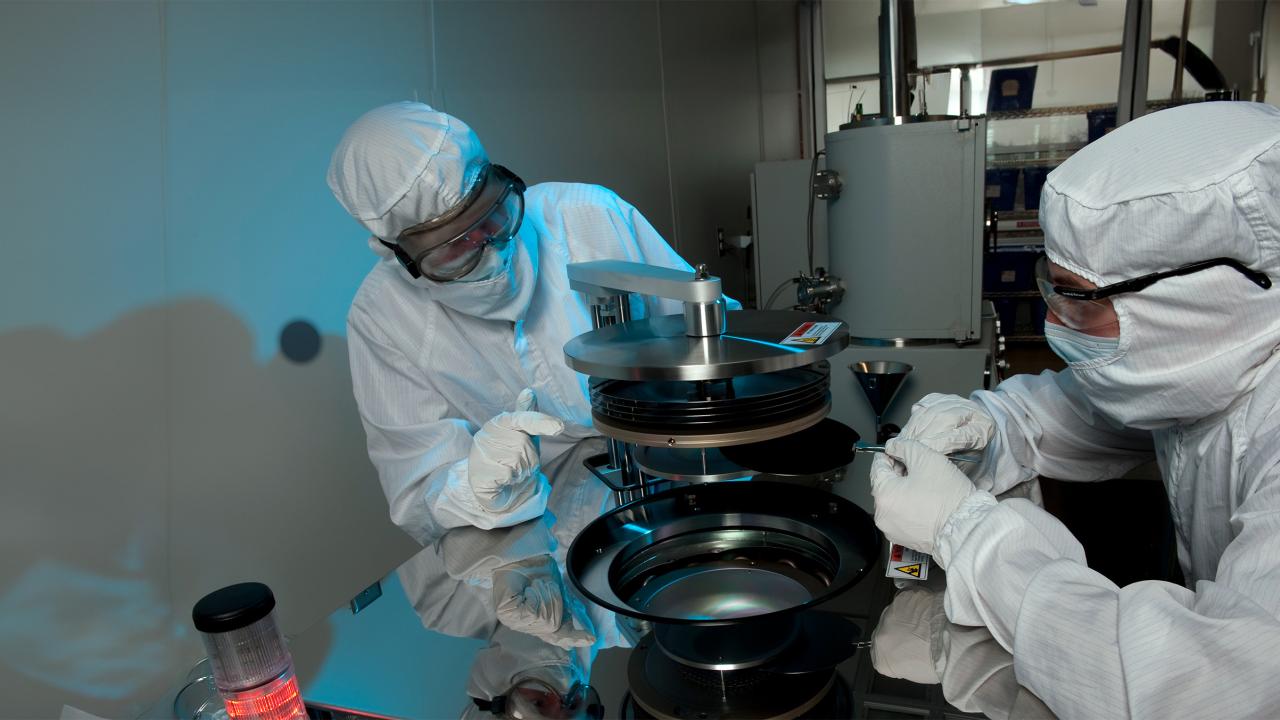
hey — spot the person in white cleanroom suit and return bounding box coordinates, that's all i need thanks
[394,444,623,719]
[868,101,1280,719]
[386,519,607,720]
[872,585,1054,719]
[327,102,697,649]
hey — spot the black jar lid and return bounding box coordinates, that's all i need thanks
[192,582,276,634]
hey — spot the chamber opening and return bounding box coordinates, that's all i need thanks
[612,526,838,621]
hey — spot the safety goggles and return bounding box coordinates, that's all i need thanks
[474,679,603,720]
[1035,254,1272,332]
[382,163,526,282]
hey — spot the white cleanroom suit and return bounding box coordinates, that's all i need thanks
[328,102,692,649]
[872,102,1280,719]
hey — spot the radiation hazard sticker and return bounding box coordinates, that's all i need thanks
[885,543,931,581]
[781,321,841,346]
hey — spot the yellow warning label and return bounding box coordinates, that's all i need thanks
[792,337,819,344]
[895,563,922,578]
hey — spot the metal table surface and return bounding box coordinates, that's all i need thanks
[144,473,986,720]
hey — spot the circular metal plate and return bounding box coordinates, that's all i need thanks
[564,311,849,381]
[633,446,751,482]
[721,419,859,477]
[567,481,880,626]
[593,367,827,410]
[591,400,830,448]
[590,368,831,437]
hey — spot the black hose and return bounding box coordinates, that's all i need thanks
[1155,36,1229,91]
[764,277,796,309]
[806,149,826,277]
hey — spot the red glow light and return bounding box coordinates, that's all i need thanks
[222,674,307,720]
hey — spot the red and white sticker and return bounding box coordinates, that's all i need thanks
[885,543,931,581]
[781,321,840,346]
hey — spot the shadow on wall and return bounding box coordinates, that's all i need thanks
[0,300,417,718]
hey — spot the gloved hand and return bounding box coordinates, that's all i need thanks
[871,586,947,684]
[492,554,596,649]
[870,438,983,557]
[469,388,566,513]
[899,394,996,456]
[872,586,1056,719]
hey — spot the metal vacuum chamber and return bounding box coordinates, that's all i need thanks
[560,260,883,719]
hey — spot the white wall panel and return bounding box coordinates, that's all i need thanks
[0,2,802,715]
[435,0,676,243]
[0,5,173,717]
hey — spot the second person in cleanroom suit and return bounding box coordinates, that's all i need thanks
[326,102,699,649]
[868,101,1280,718]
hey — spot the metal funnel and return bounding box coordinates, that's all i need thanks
[851,360,913,421]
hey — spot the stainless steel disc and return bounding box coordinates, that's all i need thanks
[590,366,831,447]
[633,446,752,482]
[591,401,830,448]
[563,311,849,381]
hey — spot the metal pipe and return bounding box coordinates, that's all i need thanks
[1117,0,1153,126]
[830,43,1137,87]
[878,0,908,119]
[614,294,632,323]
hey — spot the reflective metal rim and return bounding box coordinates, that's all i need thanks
[566,481,881,627]
[563,310,850,381]
[847,335,969,347]
[590,401,829,448]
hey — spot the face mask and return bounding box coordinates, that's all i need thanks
[1045,322,1120,365]
[415,233,538,322]
[459,240,515,283]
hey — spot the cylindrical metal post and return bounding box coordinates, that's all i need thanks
[879,0,904,120]
[614,294,632,323]
[683,298,727,337]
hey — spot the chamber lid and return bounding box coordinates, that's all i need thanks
[563,311,849,381]
[193,582,276,634]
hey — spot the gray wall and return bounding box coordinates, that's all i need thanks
[0,1,801,716]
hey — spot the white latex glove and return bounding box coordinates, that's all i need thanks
[469,388,565,512]
[899,393,996,456]
[871,586,947,684]
[872,586,1057,719]
[492,555,596,649]
[870,438,990,558]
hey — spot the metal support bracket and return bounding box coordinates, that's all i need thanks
[568,260,726,337]
[1117,0,1152,126]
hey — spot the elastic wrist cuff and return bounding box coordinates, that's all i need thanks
[935,491,998,568]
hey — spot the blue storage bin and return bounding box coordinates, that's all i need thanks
[1087,108,1116,143]
[986,168,1021,212]
[1023,166,1052,210]
[984,249,1040,292]
[988,66,1038,112]
[993,297,1048,337]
